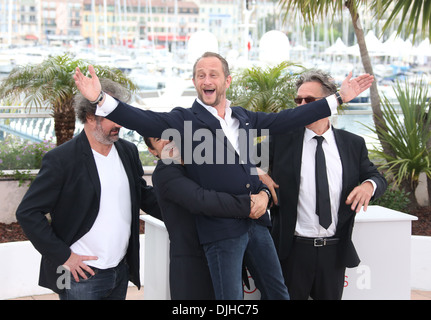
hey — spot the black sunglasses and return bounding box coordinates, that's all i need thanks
[294,96,323,104]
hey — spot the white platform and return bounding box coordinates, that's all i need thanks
[142,206,418,300]
[343,206,417,299]
[0,206,423,300]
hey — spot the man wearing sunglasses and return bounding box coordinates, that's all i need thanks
[259,69,387,300]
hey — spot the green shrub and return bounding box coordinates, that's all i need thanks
[139,150,158,166]
[0,136,157,174]
[0,136,55,170]
[370,188,411,212]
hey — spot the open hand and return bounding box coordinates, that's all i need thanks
[73,65,102,102]
[339,71,374,102]
[345,181,374,213]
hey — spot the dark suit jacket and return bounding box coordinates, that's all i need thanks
[16,131,161,293]
[152,161,250,299]
[106,99,332,244]
[269,127,387,268]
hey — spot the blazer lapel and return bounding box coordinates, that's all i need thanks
[79,131,101,201]
[332,127,350,226]
[231,108,250,159]
[115,140,136,199]
[192,100,222,135]
[332,127,347,194]
[291,128,305,191]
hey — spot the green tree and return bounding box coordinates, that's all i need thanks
[367,80,431,207]
[227,61,304,112]
[0,54,137,146]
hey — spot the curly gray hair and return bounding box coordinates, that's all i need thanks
[296,69,337,96]
[74,78,132,123]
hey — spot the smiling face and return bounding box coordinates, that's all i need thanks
[192,56,232,109]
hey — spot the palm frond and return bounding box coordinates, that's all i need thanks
[372,0,431,43]
[227,61,303,113]
[0,53,137,144]
[367,79,431,187]
[278,0,360,24]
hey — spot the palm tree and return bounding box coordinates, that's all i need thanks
[227,61,304,112]
[367,80,431,207]
[0,54,137,146]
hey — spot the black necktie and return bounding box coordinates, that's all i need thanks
[314,136,332,229]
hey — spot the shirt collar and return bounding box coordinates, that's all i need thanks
[304,125,334,144]
[196,98,232,120]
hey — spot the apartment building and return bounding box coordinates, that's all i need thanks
[0,0,82,45]
[0,0,271,54]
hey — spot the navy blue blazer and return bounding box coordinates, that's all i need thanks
[107,99,331,243]
[269,127,387,268]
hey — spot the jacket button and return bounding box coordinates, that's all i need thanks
[246,183,250,188]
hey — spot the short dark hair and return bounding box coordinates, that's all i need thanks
[192,52,230,79]
[296,69,337,96]
[74,78,131,123]
[143,136,154,150]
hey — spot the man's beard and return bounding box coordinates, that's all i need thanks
[93,122,120,145]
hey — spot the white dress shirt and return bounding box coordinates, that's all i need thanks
[295,125,377,238]
[296,127,343,237]
[196,98,241,154]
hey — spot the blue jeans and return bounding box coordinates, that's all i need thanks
[203,221,289,300]
[58,259,129,300]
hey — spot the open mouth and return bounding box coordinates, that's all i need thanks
[204,89,215,95]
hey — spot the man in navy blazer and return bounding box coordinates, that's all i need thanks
[73,52,374,299]
[260,69,387,299]
[16,79,161,299]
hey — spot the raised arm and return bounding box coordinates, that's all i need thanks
[338,71,374,103]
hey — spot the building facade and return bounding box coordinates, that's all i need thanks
[0,0,275,57]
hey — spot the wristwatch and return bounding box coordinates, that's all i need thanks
[260,187,272,208]
[335,91,344,106]
[89,91,105,105]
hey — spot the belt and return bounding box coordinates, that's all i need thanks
[294,236,340,247]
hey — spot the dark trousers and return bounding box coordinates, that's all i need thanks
[280,238,346,300]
